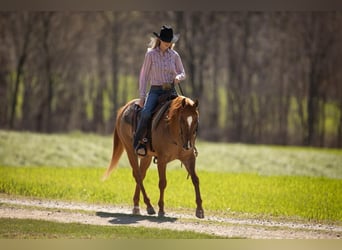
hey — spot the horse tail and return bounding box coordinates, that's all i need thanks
[102,123,124,181]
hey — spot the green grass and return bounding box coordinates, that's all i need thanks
[0,130,341,223]
[0,130,122,168]
[0,218,224,239]
[195,141,342,178]
[1,166,341,222]
[1,130,341,178]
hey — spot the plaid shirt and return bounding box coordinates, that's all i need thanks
[139,47,186,98]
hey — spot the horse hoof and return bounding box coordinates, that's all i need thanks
[158,211,165,217]
[147,206,156,215]
[132,207,141,215]
[196,209,204,219]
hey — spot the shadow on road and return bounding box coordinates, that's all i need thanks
[96,211,178,225]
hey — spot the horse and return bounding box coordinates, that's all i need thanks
[102,96,204,219]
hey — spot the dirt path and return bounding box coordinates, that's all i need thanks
[0,196,341,239]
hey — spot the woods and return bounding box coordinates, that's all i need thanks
[1,11,341,147]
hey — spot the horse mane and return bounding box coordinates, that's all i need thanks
[167,96,197,129]
[167,97,185,123]
[166,96,198,138]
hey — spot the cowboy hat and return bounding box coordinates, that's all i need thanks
[153,25,179,43]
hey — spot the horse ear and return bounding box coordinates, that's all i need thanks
[194,99,199,108]
[182,98,186,108]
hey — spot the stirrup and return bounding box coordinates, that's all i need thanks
[135,142,147,157]
[136,146,146,157]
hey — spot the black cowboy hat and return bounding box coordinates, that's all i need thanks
[153,25,179,43]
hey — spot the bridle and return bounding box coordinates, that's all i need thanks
[179,111,199,152]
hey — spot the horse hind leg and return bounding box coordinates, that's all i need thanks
[132,156,153,215]
[125,147,155,215]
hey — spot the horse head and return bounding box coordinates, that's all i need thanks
[179,98,199,151]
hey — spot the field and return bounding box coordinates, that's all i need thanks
[0,130,342,238]
[0,218,223,239]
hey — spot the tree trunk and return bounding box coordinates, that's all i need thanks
[93,37,106,133]
[41,13,54,132]
[0,43,9,128]
[9,13,35,129]
[111,14,119,120]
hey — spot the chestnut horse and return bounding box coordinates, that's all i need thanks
[103,96,204,218]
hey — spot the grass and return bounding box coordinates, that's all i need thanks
[0,130,341,224]
[0,130,120,168]
[0,218,224,239]
[1,130,341,178]
[1,166,341,222]
[195,141,342,178]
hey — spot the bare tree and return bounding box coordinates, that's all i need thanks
[0,13,12,128]
[8,12,37,129]
[40,12,54,132]
[93,22,107,133]
[293,12,339,146]
[2,11,341,148]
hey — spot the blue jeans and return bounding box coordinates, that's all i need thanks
[133,87,177,148]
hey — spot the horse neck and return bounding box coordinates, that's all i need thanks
[168,110,181,138]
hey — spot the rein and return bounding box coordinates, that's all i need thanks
[177,83,185,96]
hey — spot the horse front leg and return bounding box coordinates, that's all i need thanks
[183,156,204,219]
[157,160,167,217]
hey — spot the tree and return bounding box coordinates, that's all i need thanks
[1,11,341,148]
[40,12,54,132]
[294,12,339,146]
[0,13,12,128]
[8,12,36,129]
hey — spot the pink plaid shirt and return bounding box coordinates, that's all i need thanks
[139,47,186,98]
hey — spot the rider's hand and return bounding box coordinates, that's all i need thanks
[174,78,180,84]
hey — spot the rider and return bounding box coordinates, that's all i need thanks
[133,25,186,156]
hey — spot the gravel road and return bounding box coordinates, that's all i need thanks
[0,196,341,239]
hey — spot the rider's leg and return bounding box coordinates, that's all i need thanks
[133,89,161,155]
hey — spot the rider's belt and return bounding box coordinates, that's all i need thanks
[150,83,175,91]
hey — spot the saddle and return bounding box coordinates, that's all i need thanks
[123,92,177,152]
